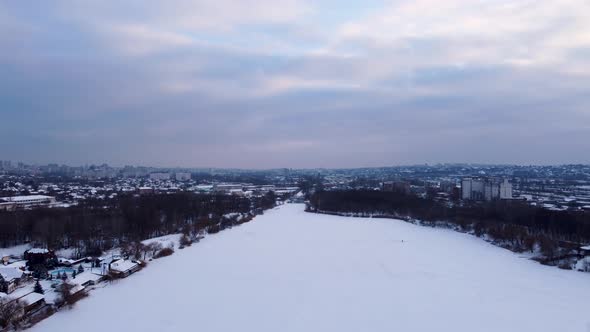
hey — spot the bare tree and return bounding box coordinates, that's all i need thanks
[121,241,146,260]
[0,298,24,330]
[179,234,192,248]
[145,242,163,259]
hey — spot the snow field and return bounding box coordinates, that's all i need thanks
[31,204,590,332]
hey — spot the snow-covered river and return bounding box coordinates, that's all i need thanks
[32,204,590,332]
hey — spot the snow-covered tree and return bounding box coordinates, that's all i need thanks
[34,280,44,294]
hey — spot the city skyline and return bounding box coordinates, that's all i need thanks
[2,1,590,168]
[2,159,590,171]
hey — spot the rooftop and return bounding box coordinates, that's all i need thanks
[0,195,54,203]
[0,267,24,281]
[20,292,45,306]
[110,260,139,273]
[26,248,50,254]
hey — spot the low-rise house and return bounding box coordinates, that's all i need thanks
[73,272,105,287]
[24,248,57,268]
[138,186,154,195]
[57,257,87,267]
[0,267,26,294]
[20,292,46,313]
[109,259,141,278]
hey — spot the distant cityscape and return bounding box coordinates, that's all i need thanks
[1,160,590,212]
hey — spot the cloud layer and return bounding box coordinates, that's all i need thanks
[1,0,589,168]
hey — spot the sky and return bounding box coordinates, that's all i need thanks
[1,0,589,169]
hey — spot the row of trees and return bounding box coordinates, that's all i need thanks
[308,190,590,256]
[0,191,277,257]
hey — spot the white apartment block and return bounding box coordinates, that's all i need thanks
[462,178,512,201]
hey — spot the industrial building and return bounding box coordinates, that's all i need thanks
[0,195,57,211]
[461,178,512,201]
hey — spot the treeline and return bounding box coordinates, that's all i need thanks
[0,192,277,256]
[309,190,590,256]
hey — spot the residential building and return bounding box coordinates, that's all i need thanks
[149,172,171,181]
[175,172,191,181]
[138,187,155,195]
[109,259,141,278]
[0,195,57,211]
[499,178,513,199]
[462,178,512,201]
[0,267,26,294]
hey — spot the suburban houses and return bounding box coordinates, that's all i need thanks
[0,245,148,328]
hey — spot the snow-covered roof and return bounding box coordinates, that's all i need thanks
[20,292,45,306]
[5,261,27,269]
[58,258,76,264]
[69,284,85,294]
[0,267,24,281]
[0,195,54,202]
[110,260,138,273]
[27,248,50,254]
[72,272,103,286]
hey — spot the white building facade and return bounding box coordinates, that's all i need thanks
[462,178,512,201]
[175,172,191,181]
[0,195,57,211]
[149,172,171,181]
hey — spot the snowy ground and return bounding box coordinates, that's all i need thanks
[31,204,590,332]
[0,243,31,257]
[141,233,182,249]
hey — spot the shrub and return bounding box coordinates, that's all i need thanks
[154,247,174,259]
[179,234,192,248]
[145,242,163,259]
[207,224,221,234]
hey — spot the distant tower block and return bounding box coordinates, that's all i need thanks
[462,177,512,201]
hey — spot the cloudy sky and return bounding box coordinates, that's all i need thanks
[1,0,589,168]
